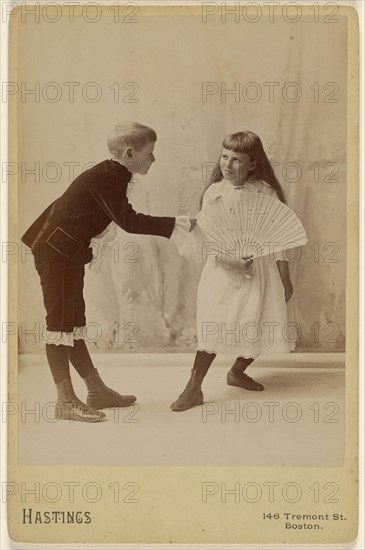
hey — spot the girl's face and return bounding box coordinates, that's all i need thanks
[220,148,256,186]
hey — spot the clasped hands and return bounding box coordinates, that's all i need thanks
[223,254,253,272]
[216,252,254,278]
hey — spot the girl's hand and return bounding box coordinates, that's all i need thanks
[220,254,253,272]
[240,256,254,279]
[241,256,253,266]
[277,261,293,302]
[239,256,253,272]
[283,279,294,302]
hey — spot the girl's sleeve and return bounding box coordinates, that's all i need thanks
[169,215,191,251]
[171,221,208,264]
[172,183,224,262]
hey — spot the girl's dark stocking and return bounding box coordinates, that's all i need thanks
[231,356,254,373]
[170,351,216,411]
[192,350,217,381]
[227,356,264,391]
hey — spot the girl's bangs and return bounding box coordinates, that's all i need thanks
[222,133,255,156]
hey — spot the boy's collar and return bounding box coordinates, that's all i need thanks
[109,158,132,180]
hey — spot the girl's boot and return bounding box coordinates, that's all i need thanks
[170,369,204,411]
[227,357,264,391]
[84,369,137,409]
[170,351,216,412]
[55,378,105,422]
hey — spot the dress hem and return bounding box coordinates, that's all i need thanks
[197,346,295,359]
[197,347,259,359]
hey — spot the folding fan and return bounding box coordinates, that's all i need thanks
[196,191,308,262]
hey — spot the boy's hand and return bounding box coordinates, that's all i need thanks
[189,218,197,232]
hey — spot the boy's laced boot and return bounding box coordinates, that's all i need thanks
[84,369,137,409]
[55,378,105,422]
[170,369,204,411]
[227,357,264,391]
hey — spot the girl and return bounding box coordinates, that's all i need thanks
[171,131,295,412]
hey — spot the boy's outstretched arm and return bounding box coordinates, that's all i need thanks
[89,178,175,238]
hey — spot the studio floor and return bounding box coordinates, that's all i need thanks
[17,353,345,467]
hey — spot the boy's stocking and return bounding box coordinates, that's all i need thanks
[45,344,71,383]
[68,339,95,378]
[46,343,105,422]
[69,339,137,409]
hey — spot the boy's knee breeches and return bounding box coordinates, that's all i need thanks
[33,250,87,333]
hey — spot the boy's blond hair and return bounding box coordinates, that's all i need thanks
[107,121,157,158]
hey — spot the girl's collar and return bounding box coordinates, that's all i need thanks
[222,179,262,193]
[206,179,264,201]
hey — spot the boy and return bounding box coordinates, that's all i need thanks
[22,121,191,422]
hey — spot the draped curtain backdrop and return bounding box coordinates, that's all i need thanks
[16,8,347,353]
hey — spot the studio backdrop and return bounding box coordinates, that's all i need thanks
[15,8,347,353]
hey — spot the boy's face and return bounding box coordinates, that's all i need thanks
[128,141,156,175]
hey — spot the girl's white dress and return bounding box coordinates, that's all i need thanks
[180,179,295,359]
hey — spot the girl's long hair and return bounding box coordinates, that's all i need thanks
[200,131,286,208]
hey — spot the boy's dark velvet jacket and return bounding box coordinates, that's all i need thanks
[21,160,175,262]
